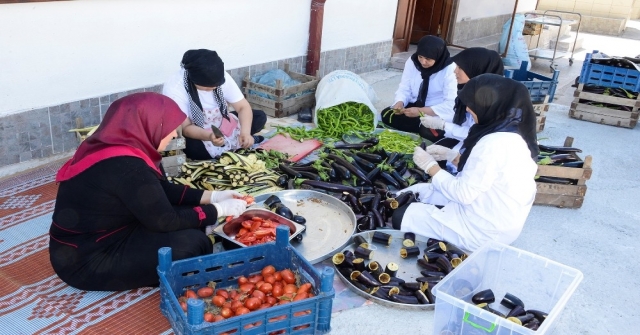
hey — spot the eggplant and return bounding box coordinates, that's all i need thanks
[273,203,294,220]
[506,317,523,326]
[448,254,463,268]
[538,144,582,153]
[352,258,366,271]
[425,286,436,304]
[415,290,430,304]
[386,152,401,165]
[477,303,506,318]
[286,178,296,190]
[471,289,495,304]
[373,180,389,194]
[354,246,374,259]
[318,160,337,179]
[382,198,399,210]
[370,209,385,229]
[427,238,444,245]
[507,305,527,318]
[288,165,319,172]
[362,136,380,145]
[370,287,392,300]
[425,242,447,254]
[300,180,360,195]
[527,309,548,323]
[337,267,355,280]
[355,215,371,233]
[392,159,407,171]
[420,270,446,280]
[378,272,391,284]
[372,231,392,246]
[400,246,420,258]
[331,162,352,180]
[515,313,536,325]
[560,161,584,168]
[327,154,372,184]
[417,258,442,272]
[389,293,420,304]
[279,163,303,179]
[423,252,444,263]
[384,262,399,277]
[297,171,322,181]
[333,142,375,150]
[387,276,406,287]
[263,195,282,209]
[408,167,429,182]
[378,171,401,189]
[343,250,355,259]
[368,192,382,213]
[501,292,525,309]
[332,252,354,269]
[358,194,376,207]
[353,235,369,248]
[435,255,453,274]
[367,261,383,277]
[400,281,426,292]
[390,170,409,189]
[356,152,383,163]
[345,152,376,171]
[395,191,416,208]
[402,232,416,247]
[523,318,541,330]
[366,166,381,181]
[416,276,441,286]
[354,270,381,287]
[445,243,468,260]
[292,215,306,225]
[536,176,575,184]
[347,193,366,214]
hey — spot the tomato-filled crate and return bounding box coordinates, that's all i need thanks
[157,226,335,335]
[534,137,592,209]
[243,63,319,118]
[432,241,583,335]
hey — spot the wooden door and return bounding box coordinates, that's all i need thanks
[392,0,417,54]
[410,0,453,43]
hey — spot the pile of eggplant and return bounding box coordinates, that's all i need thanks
[466,289,548,331]
[333,231,468,306]
[261,195,306,243]
[536,143,585,185]
[275,139,430,232]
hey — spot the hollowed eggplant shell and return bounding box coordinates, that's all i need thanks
[417,258,442,272]
[354,246,374,260]
[372,231,392,246]
[384,262,399,277]
[471,289,495,305]
[526,309,548,323]
[356,270,382,287]
[435,255,454,274]
[400,246,421,258]
[420,270,446,280]
[402,232,416,247]
[263,195,282,208]
[368,261,383,277]
[353,235,369,248]
[506,305,526,318]
[389,293,420,304]
[424,241,447,253]
[501,292,525,310]
[352,258,366,271]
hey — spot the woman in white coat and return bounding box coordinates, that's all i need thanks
[392,74,539,252]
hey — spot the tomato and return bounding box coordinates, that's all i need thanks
[212,295,226,307]
[293,292,308,301]
[213,315,225,322]
[255,281,265,290]
[280,269,295,284]
[266,296,277,306]
[216,289,229,299]
[204,312,215,322]
[272,284,283,297]
[222,301,231,309]
[237,276,248,285]
[229,289,239,300]
[297,283,312,294]
[230,300,243,312]
[264,275,276,285]
[251,289,266,302]
[235,306,250,316]
[239,283,255,294]
[273,272,282,281]
[197,287,214,298]
[261,265,276,277]
[308,292,315,298]
[248,275,263,284]
[244,297,261,311]
[259,303,271,310]
[220,307,233,319]
[185,289,198,299]
[283,284,298,294]
[259,282,273,294]
[180,301,188,312]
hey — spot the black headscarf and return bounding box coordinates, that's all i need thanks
[456,74,539,172]
[410,36,452,107]
[180,49,229,126]
[451,47,504,125]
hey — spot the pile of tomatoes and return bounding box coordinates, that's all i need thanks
[177,265,314,334]
[234,216,282,246]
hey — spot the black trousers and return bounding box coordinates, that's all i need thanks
[184,109,267,160]
[380,103,446,143]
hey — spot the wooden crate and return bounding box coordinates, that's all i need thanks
[242,63,319,118]
[534,137,592,209]
[161,136,186,177]
[569,83,640,128]
[534,99,549,133]
[523,22,542,35]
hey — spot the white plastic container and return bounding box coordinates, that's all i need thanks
[432,241,583,335]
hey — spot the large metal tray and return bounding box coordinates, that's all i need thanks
[334,229,436,310]
[213,208,305,248]
[251,190,357,264]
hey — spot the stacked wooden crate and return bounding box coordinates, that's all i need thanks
[534,137,592,209]
[570,83,639,128]
[533,96,549,133]
[161,136,186,177]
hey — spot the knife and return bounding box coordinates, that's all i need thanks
[210,125,224,138]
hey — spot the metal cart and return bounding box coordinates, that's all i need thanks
[525,10,582,72]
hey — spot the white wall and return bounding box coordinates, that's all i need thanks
[456,0,538,21]
[322,0,398,51]
[0,0,396,117]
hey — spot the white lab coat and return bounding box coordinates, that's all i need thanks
[401,132,537,251]
[394,60,458,122]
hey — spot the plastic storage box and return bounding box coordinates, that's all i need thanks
[579,51,640,92]
[157,226,335,335]
[432,241,583,335]
[504,61,559,103]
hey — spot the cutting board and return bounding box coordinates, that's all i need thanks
[258,134,323,162]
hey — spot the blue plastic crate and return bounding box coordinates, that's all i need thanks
[579,50,640,92]
[504,61,559,103]
[157,226,335,335]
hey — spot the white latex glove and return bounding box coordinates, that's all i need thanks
[413,146,438,173]
[210,190,242,204]
[420,115,446,130]
[427,144,458,162]
[212,199,247,218]
[396,183,434,202]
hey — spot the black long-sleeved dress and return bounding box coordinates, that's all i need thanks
[49,156,218,291]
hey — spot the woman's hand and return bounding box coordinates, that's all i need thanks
[239,133,254,148]
[210,133,225,147]
[392,101,404,114]
[402,107,422,118]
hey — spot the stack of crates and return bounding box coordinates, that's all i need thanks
[161,136,186,177]
[504,61,559,133]
[571,50,640,128]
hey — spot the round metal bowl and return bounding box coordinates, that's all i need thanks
[252,190,357,264]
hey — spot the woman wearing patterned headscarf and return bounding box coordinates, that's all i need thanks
[391,74,538,252]
[380,36,458,142]
[163,49,267,160]
[50,93,248,291]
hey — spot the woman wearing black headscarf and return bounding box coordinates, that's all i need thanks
[391,74,539,252]
[163,49,267,160]
[380,36,457,142]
